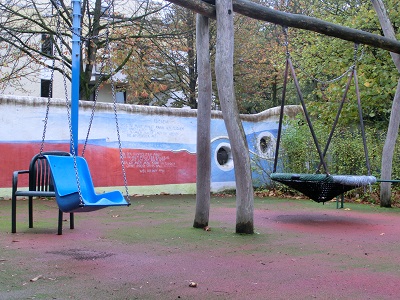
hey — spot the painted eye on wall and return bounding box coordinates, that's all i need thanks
[215,142,234,171]
[257,132,276,159]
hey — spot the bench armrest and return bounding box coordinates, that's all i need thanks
[12,170,29,195]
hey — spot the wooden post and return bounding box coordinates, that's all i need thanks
[372,0,400,207]
[193,14,212,228]
[215,0,254,234]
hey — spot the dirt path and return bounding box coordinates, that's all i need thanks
[1,196,400,299]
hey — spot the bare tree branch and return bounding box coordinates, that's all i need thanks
[165,0,400,54]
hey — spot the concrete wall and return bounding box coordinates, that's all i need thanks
[0,95,301,196]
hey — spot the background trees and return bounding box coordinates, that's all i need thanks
[118,4,200,108]
[0,0,168,100]
[233,15,285,113]
[2,0,398,119]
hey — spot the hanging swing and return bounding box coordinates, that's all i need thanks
[45,0,130,212]
[45,155,128,212]
[271,29,376,203]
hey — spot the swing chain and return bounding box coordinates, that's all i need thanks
[51,0,128,204]
[56,9,85,206]
[103,18,130,201]
[39,50,56,156]
[290,54,354,85]
[40,18,61,155]
[282,26,289,57]
[353,43,360,69]
[81,56,105,157]
[282,27,363,85]
[82,0,116,156]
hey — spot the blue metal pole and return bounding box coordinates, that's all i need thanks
[71,0,81,155]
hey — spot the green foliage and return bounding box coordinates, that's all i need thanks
[283,0,399,129]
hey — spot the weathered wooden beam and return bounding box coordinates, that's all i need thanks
[193,14,212,229]
[214,0,254,234]
[165,0,400,54]
[165,0,216,17]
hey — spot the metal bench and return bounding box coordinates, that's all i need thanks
[11,151,74,235]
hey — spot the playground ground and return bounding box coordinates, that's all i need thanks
[1,194,400,300]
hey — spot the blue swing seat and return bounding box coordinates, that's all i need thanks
[45,155,129,213]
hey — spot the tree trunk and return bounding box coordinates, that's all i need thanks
[380,81,400,207]
[166,0,400,54]
[371,0,400,208]
[215,0,254,234]
[80,0,103,100]
[187,10,198,109]
[193,14,212,228]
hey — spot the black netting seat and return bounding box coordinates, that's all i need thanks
[271,173,377,203]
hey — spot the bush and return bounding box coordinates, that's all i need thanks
[280,115,385,176]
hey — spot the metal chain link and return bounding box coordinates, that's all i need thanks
[81,64,104,156]
[54,0,128,203]
[103,20,130,201]
[56,9,84,206]
[80,0,130,201]
[80,1,116,156]
[82,0,113,156]
[290,56,355,84]
[40,27,59,155]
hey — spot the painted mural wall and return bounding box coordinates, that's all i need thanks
[0,95,301,196]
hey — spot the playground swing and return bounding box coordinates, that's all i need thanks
[271,31,376,203]
[44,1,130,213]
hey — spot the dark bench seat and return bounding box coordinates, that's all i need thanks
[11,151,74,235]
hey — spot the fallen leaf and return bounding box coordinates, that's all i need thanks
[203,226,211,231]
[30,275,43,282]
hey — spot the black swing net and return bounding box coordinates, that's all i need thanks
[271,30,376,203]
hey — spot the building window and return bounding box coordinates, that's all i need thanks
[41,79,52,97]
[116,89,126,103]
[41,34,53,55]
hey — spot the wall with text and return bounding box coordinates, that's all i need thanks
[0,95,301,195]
